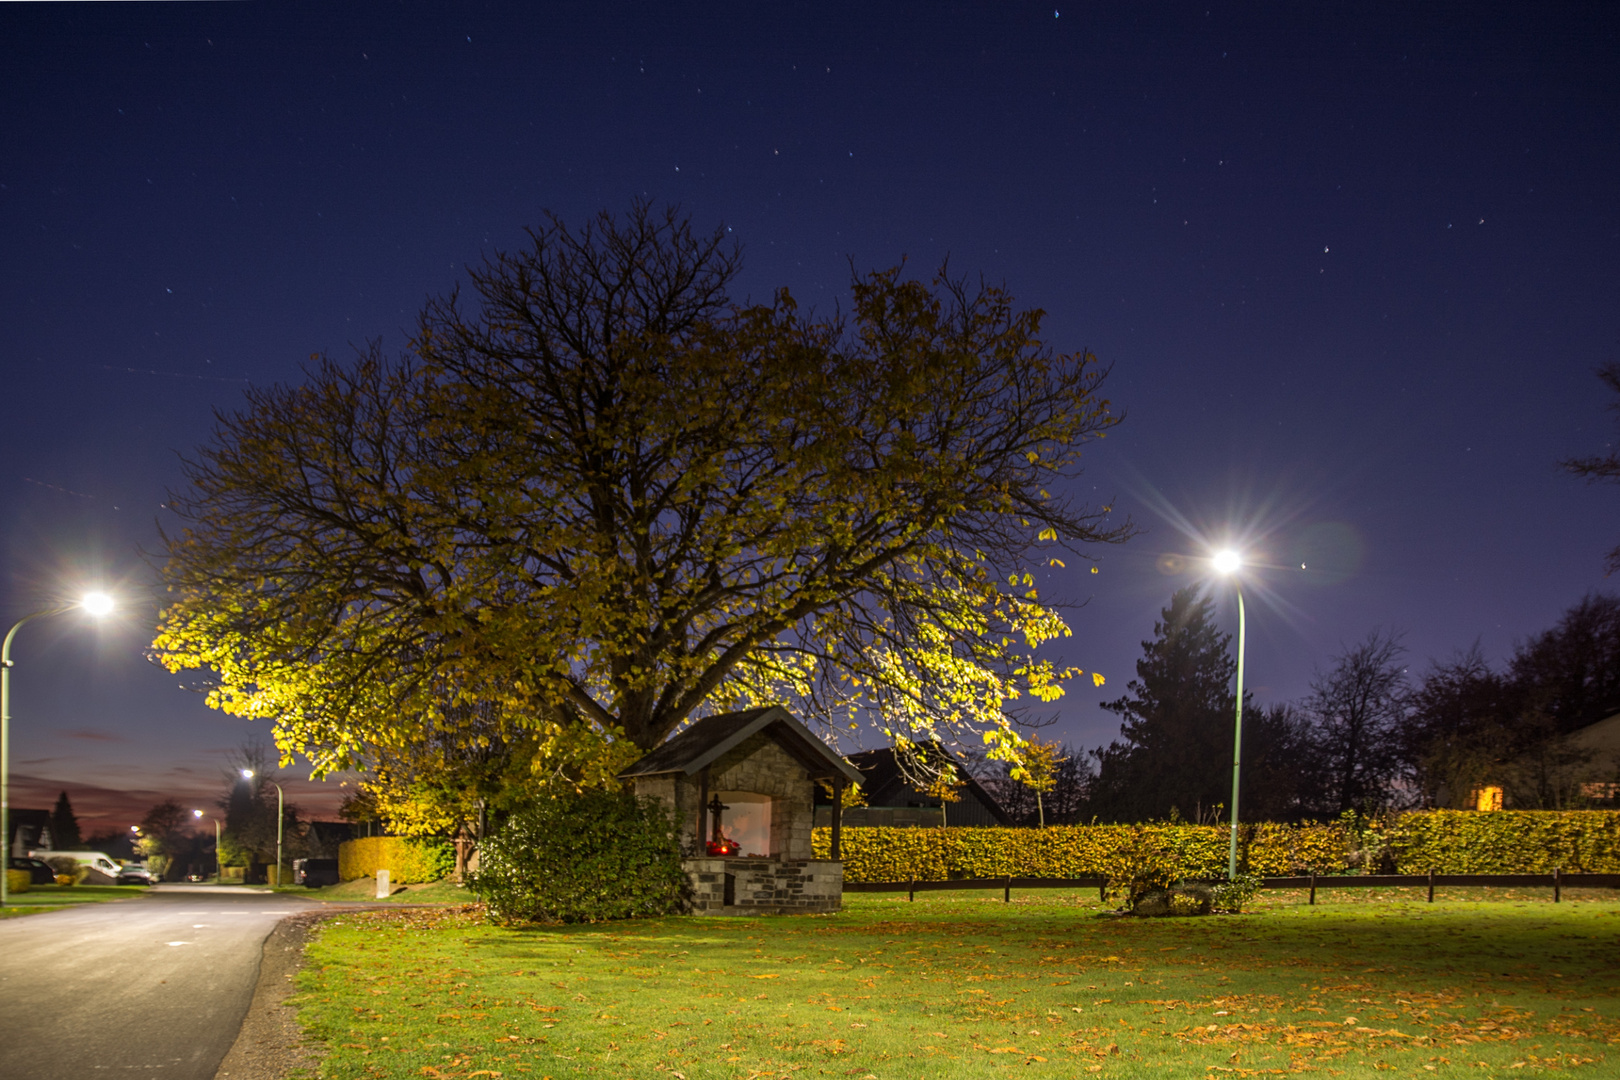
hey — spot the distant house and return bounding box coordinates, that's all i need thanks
[1468,712,1620,809]
[814,742,1012,828]
[1569,712,1620,803]
[7,809,52,857]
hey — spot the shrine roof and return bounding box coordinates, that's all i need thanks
[618,705,863,784]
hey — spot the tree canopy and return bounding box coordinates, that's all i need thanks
[153,203,1128,782]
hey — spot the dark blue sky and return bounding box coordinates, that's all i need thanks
[3,2,1617,827]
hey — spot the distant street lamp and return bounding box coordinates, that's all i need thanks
[1211,551,1247,881]
[2,592,115,907]
[243,769,285,887]
[194,809,221,883]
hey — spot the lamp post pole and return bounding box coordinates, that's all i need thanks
[194,810,221,882]
[3,595,113,908]
[1227,585,1247,882]
[243,770,285,887]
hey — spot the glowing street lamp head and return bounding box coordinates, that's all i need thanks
[1212,549,1243,575]
[241,769,255,780]
[80,591,114,617]
[193,809,204,819]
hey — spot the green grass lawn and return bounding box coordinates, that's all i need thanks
[291,887,1620,1079]
[0,883,149,918]
[284,878,477,904]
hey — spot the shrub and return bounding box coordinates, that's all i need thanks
[1209,872,1263,913]
[471,788,687,925]
[6,869,30,894]
[1100,831,1179,908]
[45,856,87,884]
[337,837,454,883]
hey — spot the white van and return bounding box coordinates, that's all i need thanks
[28,850,124,884]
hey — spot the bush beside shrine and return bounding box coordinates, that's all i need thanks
[337,836,454,884]
[470,788,687,924]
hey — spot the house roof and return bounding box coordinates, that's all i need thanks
[841,742,1013,826]
[618,705,863,784]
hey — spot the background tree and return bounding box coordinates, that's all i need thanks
[1303,630,1409,814]
[50,791,81,849]
[1236,703,1326,820]
[1010,737,1066,827]
[1508,593,1620,737]
[1562,362,1620,571]
[1400,644,1512,808]
[1087,587,1240,822]
[987,740,1092,826]
[219,743,301,875]
[153,203,1128,782]
[136,799,193,880]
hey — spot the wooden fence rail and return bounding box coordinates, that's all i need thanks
[843,872,1620,904]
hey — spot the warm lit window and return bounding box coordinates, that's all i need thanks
[1470,785,1504,811]
[715,792,772,856]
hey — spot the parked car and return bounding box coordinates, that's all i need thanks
[293,858,340,887]
[115,864,154,886]
[9,856,56,885]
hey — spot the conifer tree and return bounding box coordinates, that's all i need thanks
[51,791,82,849]
[1088,587,1241,821]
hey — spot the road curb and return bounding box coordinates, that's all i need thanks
[213,902,469,1080]
[213,912,325,1080]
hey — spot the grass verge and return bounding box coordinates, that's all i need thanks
[0,884,149,918]
[283,878,476,904]
[291,887,1620,1079]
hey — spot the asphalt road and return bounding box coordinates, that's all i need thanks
[0,884,318,1080]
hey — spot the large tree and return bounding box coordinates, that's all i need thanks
[1508,593,1620,737]
[1562,362,1620,572]
[153,203,1128,775]
[1303,630,1408,814]
[1088,587,1241,822]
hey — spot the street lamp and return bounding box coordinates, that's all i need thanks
[242,769,285,887]
[193,809,221,883]
[2,592,115,907]
[1211,550,1246,881]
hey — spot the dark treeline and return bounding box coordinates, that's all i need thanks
[981,588,1620,825]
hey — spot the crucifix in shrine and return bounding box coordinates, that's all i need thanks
[705,793,739,856]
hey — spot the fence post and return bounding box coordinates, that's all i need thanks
[908,878,915,903]
[1309,873,1316,906]
[1004,876,1011,903]
[1427,869,1434,904]
[1554,866,1562,904]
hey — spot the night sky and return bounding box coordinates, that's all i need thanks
[4,3,1617,831]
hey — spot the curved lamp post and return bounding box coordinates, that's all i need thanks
[1211,550,1246,881]
[193,809,222,883]
[2,591,116,907]
[242,769,284,887]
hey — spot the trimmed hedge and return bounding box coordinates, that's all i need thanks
[813,821,1349,882]
[337,837,454,884]
[6,869,30,894]
[813,811,1620,882]
[1385,810,1620,874]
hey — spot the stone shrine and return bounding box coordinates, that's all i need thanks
[618,705,862,914]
